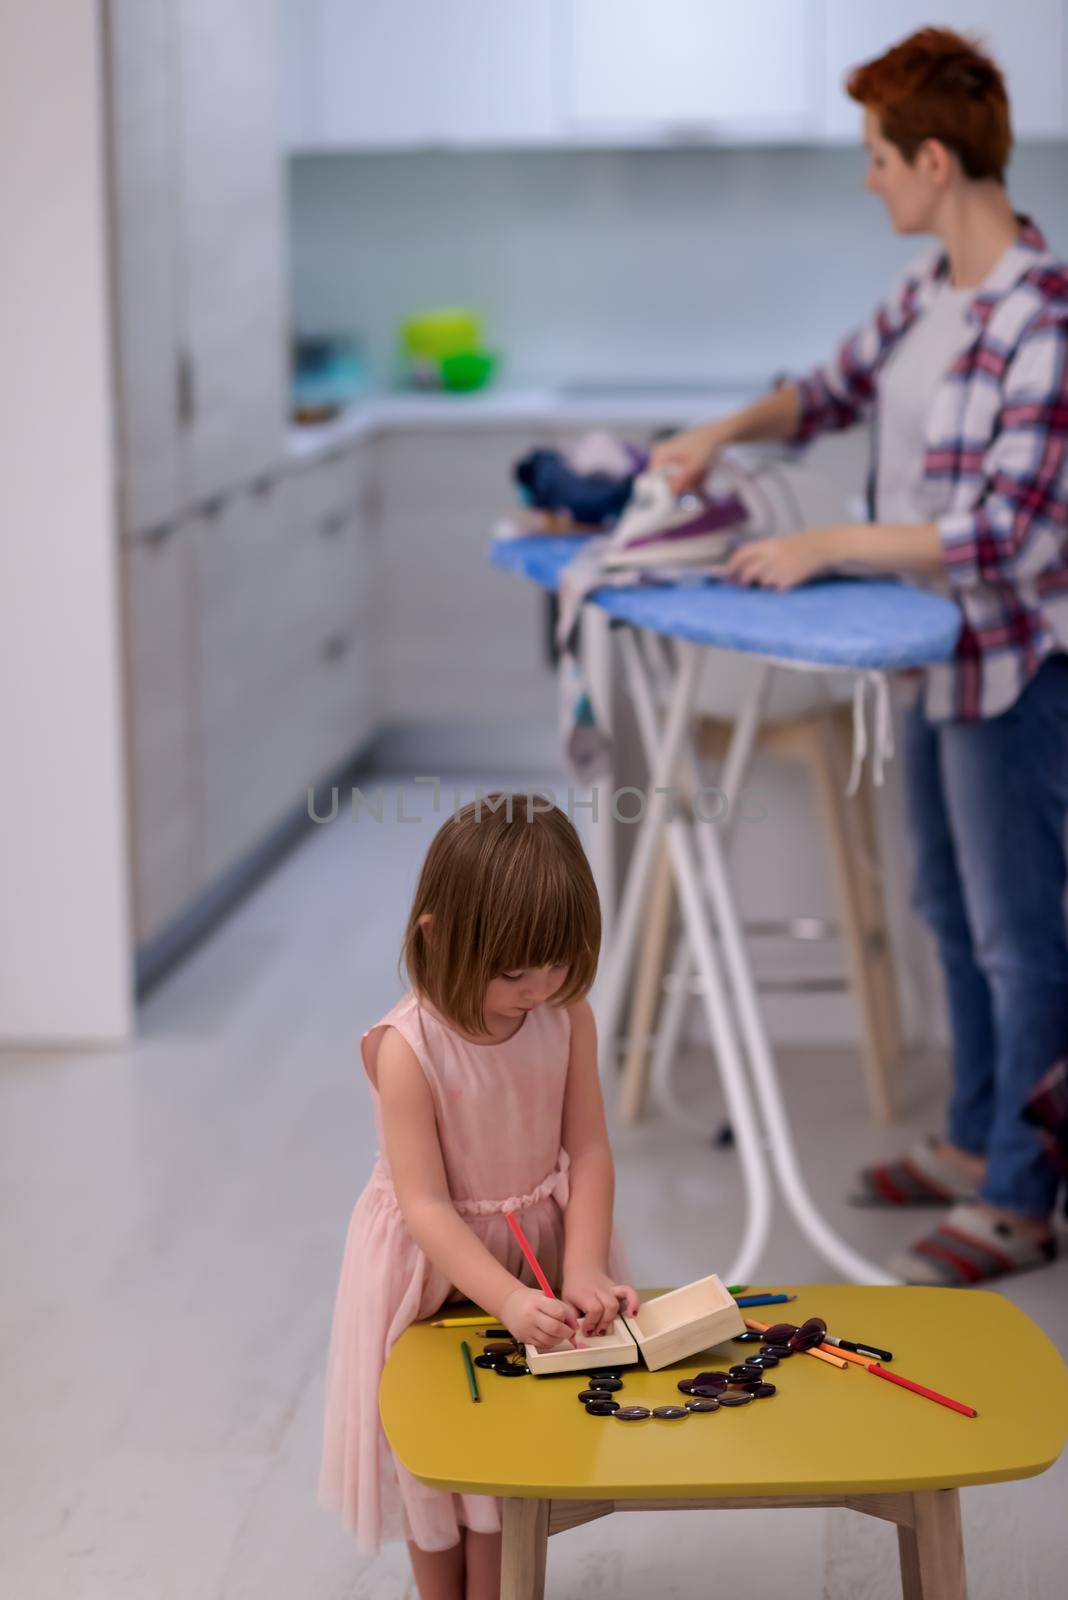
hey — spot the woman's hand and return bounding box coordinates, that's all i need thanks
[648,422,729,496]
[500,1285,581,1353]
[561,1267,641,1338]
[724,528,837,590]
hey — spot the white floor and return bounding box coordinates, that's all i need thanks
[2,771,1065,1599]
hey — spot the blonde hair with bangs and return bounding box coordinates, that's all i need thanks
[401,794,601,1035]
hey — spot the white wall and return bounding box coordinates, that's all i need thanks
[288,142,1068,387]
[0,0,133,1042]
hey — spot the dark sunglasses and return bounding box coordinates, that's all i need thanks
[762,1316,827,1352]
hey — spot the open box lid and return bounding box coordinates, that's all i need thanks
[621,1272,745,1370]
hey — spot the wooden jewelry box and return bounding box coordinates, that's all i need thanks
[524,1273,745,1375]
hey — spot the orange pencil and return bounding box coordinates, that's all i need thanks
[818,1341,871,1368]
[505,1210,582,1350]
[744,1317,848,1369]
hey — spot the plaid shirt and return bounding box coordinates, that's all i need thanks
[789,217,1068,720]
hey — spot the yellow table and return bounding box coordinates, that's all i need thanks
[381,1285,1068,1599]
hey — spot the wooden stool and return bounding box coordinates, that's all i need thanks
[617,702,904,1126]
[381,1285,1068,1600]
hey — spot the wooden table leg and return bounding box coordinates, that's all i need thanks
[897,1489,967,1599]
[500,1497,550,1600]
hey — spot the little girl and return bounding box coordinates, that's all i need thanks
[318,794,637,1598]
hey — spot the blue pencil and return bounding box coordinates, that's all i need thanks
[734,1293,797,1308]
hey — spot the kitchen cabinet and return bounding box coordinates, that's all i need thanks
[560,0,817,141]
[124,445,375,945]
[290,0,557,150]
[374,429,554,726]
[820,1,1067,141]
[106,0,287,531]
[107,0,185,535]
[194,452,375,884]
[122,520,199,943]
[176,0,289,502]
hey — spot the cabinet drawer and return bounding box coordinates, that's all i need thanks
[295,445,372,526]
[122,522,199,940]
[294,623,376,786]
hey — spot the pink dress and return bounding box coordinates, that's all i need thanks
[318,989,630,1554]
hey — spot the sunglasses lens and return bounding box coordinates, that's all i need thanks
[764,1322,798,1343]
[790,1317,828,1351]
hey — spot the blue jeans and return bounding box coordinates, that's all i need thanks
[903,652,1068,1220]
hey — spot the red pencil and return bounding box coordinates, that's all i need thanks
[504,1211,582,1350]
[867,1361,978,1418]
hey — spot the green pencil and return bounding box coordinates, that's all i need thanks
[460,1340,480,1403]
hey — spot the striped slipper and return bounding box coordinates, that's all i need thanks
[850,1136,981,1208]
[891,1203,1058,1286]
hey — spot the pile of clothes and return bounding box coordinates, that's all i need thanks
[513,431,648,527]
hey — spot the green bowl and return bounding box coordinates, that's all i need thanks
[440,350,498,392]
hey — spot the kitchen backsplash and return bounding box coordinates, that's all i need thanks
[288,142,1068,390]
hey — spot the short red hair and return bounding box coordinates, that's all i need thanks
[847,27,1012,183]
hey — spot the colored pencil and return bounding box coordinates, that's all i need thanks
[505,1210,581,1349]
[725,1284,748,1295]
[734,1293,797,1308]
[460,1340,480,1402]
[743,1317,848,1369]
[817,1340,872,1368]
[867,1362,977,1418]
[432,1314,495,1328]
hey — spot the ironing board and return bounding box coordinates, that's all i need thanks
[490,534,962,1285]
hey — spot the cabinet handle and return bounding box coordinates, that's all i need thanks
[322,633,351,663]
[176,346,195,427]
[320,510,348,538]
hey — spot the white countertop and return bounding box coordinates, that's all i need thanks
[285,381,761,462]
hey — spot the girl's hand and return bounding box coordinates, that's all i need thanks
[724,528,836,591]
[500,1286,581,1353]
[648,423,728,496]
[561,1268,641,1339]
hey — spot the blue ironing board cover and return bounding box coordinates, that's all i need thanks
[491,535,961,670]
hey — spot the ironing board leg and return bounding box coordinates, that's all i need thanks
[644,654,770,1129]
[619,631,772,1283]
[679,712,896,1281]
[593,645,702,1087]
[650,928,696,1124]
[620,631,897,1284]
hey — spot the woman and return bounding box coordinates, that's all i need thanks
[652,27,1068,1284]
